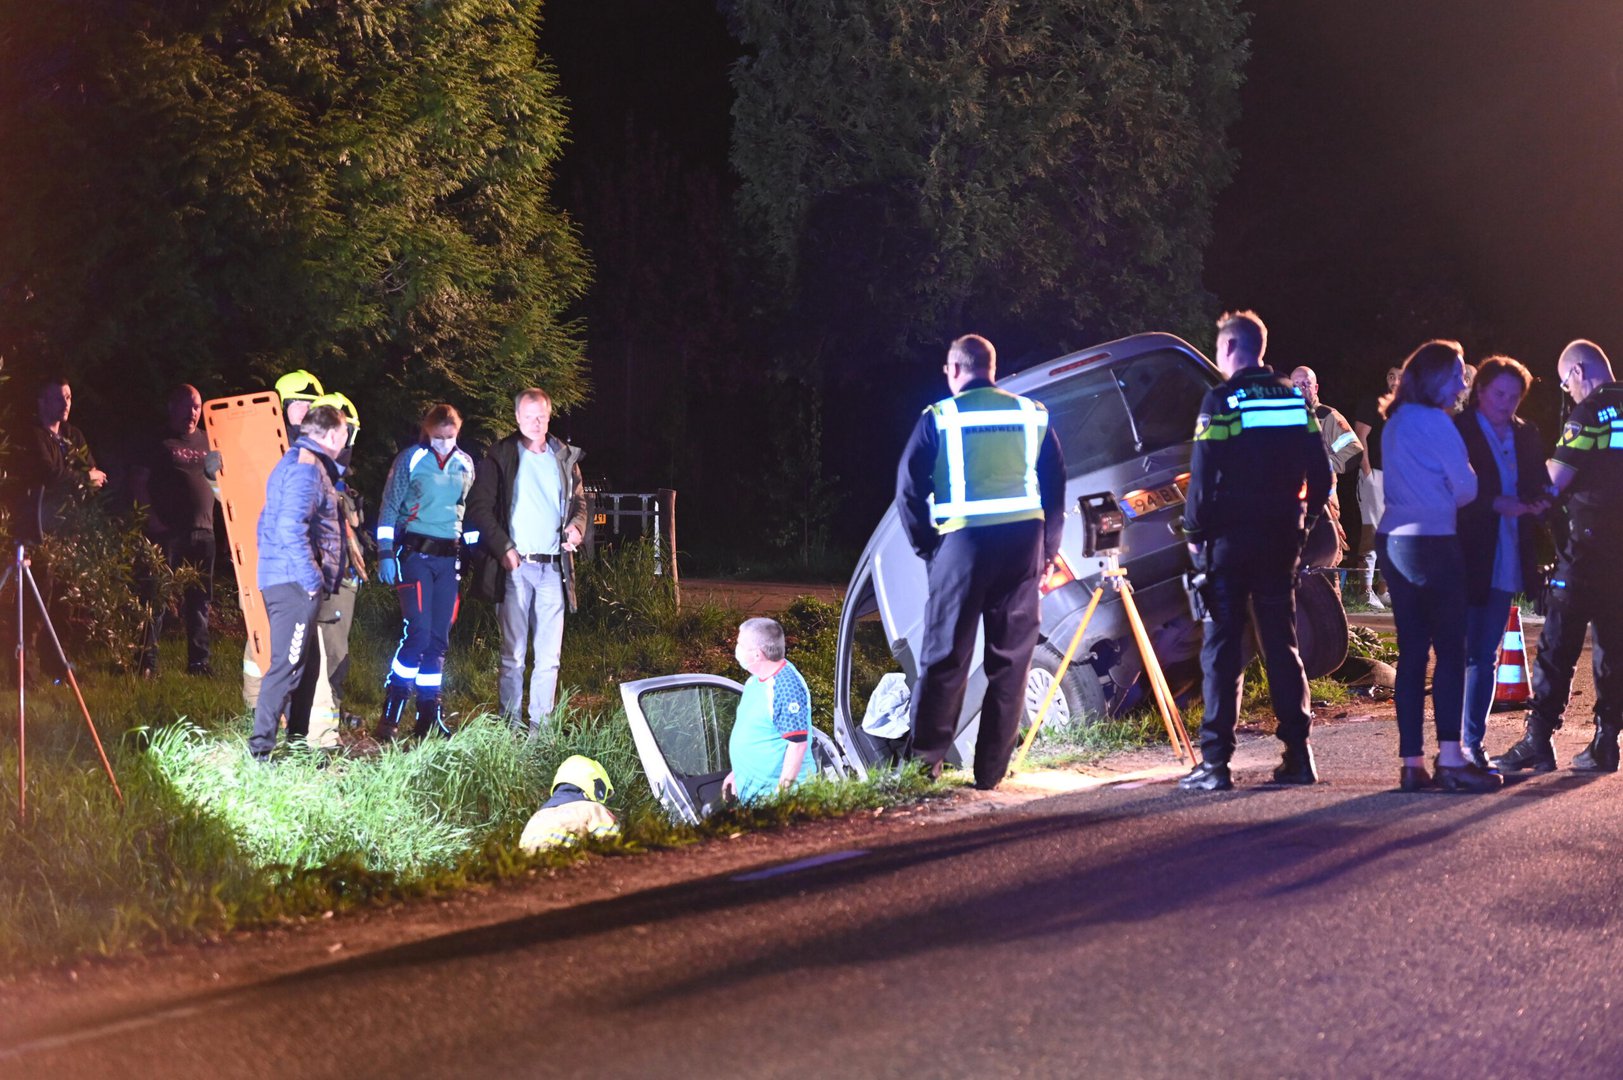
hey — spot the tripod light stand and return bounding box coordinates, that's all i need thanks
[3,541,123,819]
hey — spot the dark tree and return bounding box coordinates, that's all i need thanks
[0,0,590,437]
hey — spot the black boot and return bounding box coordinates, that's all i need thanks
[1179,761,1233,792]
[412,696,452,739]
[1272,742,1318,784]
[1492,718,1557,773]
[373,685,411,743]
[1571,719,1621,773]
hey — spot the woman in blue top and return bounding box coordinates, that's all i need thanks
[373,404,476,742]
[1454,357,1551,767]
[1377,340,1499,792]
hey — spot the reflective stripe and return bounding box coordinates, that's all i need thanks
[377,524,396,542]
[1497,665,1525,684]
[932,494,1045,518]
[937,399,971,510]
[463,529,481,545]
[391,657,420,680]
[1239,399,1311,429]
[1330,430,1359,451]
[415,671,443,689]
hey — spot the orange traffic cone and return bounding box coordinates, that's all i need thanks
[1493,603,1533,709]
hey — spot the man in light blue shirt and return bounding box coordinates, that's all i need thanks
[465,388,590,731]
[723,618,816,803]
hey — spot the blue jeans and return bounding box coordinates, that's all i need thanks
[499,561,567,729]
[1463,590,1516,753]
[1378,534,1467,759]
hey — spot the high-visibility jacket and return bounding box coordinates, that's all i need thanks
[925,386,1051,533]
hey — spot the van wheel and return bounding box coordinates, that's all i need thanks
[1025,641,1110,734]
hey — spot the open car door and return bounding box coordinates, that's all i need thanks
[619,675,852,824]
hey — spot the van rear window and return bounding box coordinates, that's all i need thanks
[1027,348,1215,478]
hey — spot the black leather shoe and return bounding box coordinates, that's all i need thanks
[1571,722,1621,773]
[1179,761,1233,792]
[1434,761,1504,793]
[1398,765,1433,792]
[1272,743,1318,784]
[1492,727,1557,773]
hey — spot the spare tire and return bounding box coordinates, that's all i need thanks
[1296,572,1349,679]
[1026,640,1111,731]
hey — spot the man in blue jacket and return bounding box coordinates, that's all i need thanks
[250,404,349,761]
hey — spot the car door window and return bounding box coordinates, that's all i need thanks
[1026,347,1215,478]
[638,683,738,776]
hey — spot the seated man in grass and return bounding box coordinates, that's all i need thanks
[722,617,817,803]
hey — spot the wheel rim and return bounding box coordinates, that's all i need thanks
[1025,667,1072,731]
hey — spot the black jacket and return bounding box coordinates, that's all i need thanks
[1181,367,1332,545]
[1455,408,1550,606]
[464,432,589,609]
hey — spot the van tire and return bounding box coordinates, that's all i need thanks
[1026,641,1110,733]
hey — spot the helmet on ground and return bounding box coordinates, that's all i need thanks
[552,755,614,803]
[275,369,324,404]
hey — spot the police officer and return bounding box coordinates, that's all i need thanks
[1180,311,1332,792]
[1493,339,1623,772]
[896,334,1065,790]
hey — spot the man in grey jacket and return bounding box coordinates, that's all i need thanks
[250,404,348,761]
[465,388,589,732]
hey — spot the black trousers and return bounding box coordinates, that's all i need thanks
[1530,556,1623,731]
[1197,531,1312,764]
[908,519,1043,788]
[140,528,216,672]
[250,582,324,758]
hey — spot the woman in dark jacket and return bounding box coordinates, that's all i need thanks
[1455,356,1552,767]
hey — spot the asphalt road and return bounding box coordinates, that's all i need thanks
[5,701,1621,1077]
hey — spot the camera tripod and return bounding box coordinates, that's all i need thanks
[1014,549,1198,770]
[2,542,123,819]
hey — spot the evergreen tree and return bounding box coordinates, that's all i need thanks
[0,0,589,437]
[722,0,1249,367]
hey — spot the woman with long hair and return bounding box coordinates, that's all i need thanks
[1454,357,1550,766]
[1377,340,1500,791]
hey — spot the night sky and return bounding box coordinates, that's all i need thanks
[541,0,1623,464]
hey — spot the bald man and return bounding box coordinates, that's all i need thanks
[1494,340,1623,773]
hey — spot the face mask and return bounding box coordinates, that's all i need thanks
[430,436,456,455]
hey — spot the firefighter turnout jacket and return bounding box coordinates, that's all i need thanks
[1182,367,1333,545]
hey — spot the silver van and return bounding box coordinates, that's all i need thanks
[620,332,1348,816]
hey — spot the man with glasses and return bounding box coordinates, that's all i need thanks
[1494,340,1623,773]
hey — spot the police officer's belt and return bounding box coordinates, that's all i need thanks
[399,533,460,558]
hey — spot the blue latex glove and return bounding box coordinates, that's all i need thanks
[378,552,400,586]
